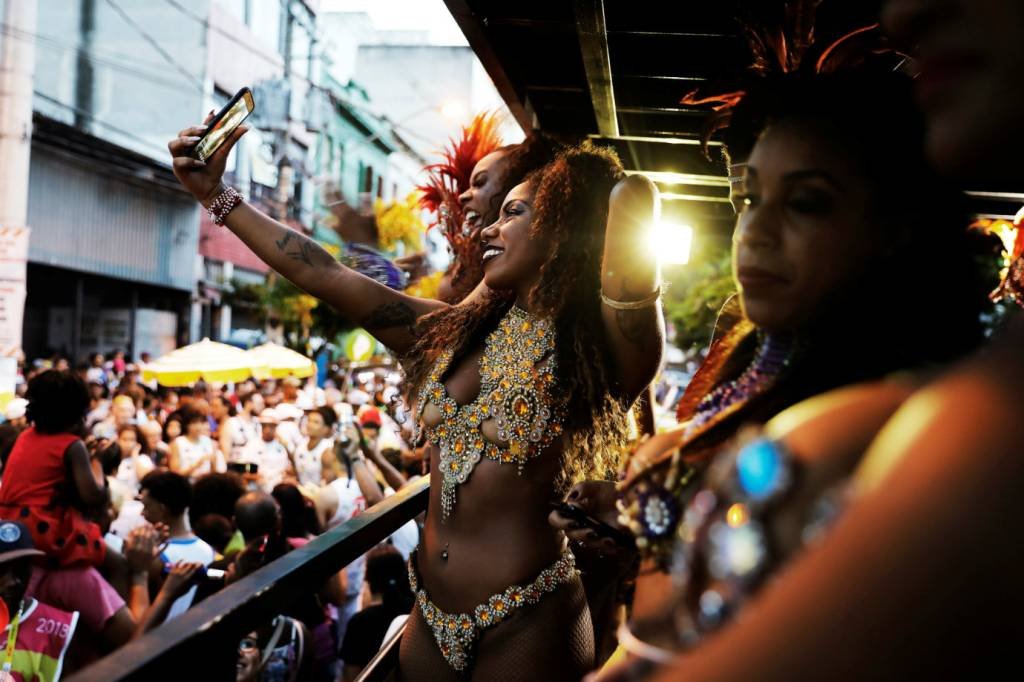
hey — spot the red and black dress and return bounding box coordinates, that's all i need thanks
[0,427,106,567]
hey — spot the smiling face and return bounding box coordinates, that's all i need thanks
[882,0,1024,176]
[732,124,884,332]
[478,182,549,300]
[458,150,510,233]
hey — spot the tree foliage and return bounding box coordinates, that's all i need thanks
[663,248,737,352]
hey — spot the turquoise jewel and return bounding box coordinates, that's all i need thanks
[736,438,786,502]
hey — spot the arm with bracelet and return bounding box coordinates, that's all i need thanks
[167,106,446,356]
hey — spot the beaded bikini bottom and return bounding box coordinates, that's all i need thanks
[407,549,578,671]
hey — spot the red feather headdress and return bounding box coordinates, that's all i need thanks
[417,111,504,291]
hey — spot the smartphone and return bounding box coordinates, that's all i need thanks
[191,86,255,162]
[549,501,635,547]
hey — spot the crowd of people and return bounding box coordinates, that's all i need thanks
[3,0,1023,679]
[0,359,424,680]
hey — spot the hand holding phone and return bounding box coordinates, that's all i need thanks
[192,87,255,161]
[549,501,634,547]
[167,86,254,206]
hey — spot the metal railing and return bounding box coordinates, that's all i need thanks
[67,477,429,681]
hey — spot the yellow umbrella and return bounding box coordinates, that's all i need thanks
[246,343,316,380]
[142,338,266,387]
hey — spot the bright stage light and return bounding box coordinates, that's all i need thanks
[439,100,467,121]
[648,221,693,266]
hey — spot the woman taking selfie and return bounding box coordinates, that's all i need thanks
[168,117,663,678]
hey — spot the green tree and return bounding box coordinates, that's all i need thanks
[663,248,736,352]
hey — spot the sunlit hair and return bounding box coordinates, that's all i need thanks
[404,142,630,487]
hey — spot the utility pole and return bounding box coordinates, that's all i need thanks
[0,0,37,226]
[0,0,36,369]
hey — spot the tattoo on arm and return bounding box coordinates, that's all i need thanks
[361,302,418,337]
[275,230,330,267]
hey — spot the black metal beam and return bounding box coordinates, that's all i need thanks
[443,0,537,132]
[573,0,618,138]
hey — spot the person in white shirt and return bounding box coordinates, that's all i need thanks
[113,424,154,494]
[138,471,215,620]
[252,408,295,493]
[218,392,262,464]
[169,409,225,481]
[293,406,337,489]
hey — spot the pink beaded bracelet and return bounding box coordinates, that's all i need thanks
[206,186,243,225]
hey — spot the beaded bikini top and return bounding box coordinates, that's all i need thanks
[415,306,566,520]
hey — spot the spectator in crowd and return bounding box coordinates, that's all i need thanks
[219,391,262,465]
[84,354,107,387]
[339,546,413,681]
[0,520,79,681]
[235,617,313,682]
[138,420,169,469]
[234,492,281,545]
[0,371,108,569]
[91,395,136,441]
[271,484,321,549]
[113,425,154,495]
[0,397,29,467]
[168,409,224,481]
[250,409,295,493]
[293,407,336,490]
[210,395,235,447]
[137,471,215,620]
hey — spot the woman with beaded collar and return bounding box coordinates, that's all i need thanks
[167,123,664,677]
[552,24,994,665]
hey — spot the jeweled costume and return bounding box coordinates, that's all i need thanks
[411,306,576,671]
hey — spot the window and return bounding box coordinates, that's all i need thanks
[363,166,374,193]
[376,176,383,199]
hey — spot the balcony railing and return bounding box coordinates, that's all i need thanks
[67,477,430,681]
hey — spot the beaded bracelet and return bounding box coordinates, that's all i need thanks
[206,186,243,225]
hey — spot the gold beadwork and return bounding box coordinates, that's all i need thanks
[415,306,565,520]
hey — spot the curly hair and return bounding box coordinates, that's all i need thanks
[25,370,90,434]
[446,133,564,302]
[404,142,631,488]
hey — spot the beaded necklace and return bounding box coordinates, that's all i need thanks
[682,332,796,440]
[416,306,565,520]
[619,333,797,559]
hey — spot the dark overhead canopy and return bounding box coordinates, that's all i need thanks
[444,0,887,238]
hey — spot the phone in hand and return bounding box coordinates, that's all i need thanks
[549,501,635,547]
[191,86,255,162]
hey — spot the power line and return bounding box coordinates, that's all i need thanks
[33,90,172,158]
[101,0,204,92]
[0,23,199,92]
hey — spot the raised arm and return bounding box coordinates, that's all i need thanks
[167,121,446,355]
[600,175,666,401]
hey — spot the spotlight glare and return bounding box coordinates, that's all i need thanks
[649,221,693,266]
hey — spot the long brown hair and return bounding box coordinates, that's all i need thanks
[403,143,631,487]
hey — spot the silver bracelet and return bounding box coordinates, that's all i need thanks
[600,284,663,311]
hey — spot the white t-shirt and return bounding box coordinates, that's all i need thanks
[294,437,334,489]
[115,454,155,494]
[223,415,259,463]
[325,476,367,648]
[160,536,216,620]
[173,435,220,479]
[251,439,291,492]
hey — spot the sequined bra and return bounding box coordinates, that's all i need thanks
[414,306,566,520]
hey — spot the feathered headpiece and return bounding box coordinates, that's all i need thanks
[680,0,899,158]
[417,111,504,291]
